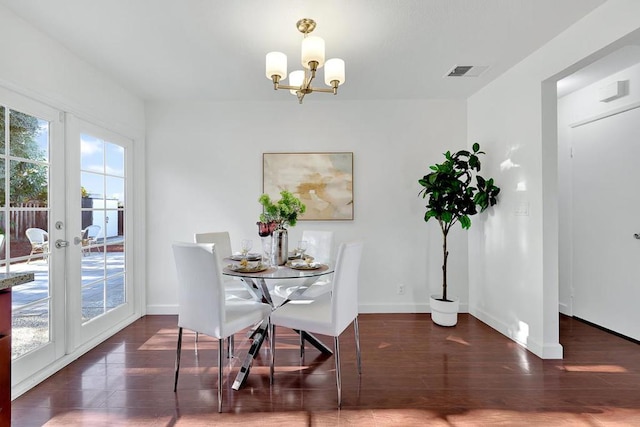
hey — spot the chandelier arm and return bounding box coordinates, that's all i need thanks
[302,68,314,91]
[275,84,300,91]
[307,87,336,94]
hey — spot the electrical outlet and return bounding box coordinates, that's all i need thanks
[397,284,405,295]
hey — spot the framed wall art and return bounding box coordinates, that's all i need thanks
[263,152,354,221]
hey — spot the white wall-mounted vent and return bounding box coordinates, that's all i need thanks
[445,65,489,77]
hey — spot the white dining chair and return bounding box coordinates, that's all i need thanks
[269,241,363,408]
[273,230,334,300]
[194,231,256,302]
[172,242,271,412]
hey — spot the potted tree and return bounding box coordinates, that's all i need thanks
[418,143,500,326]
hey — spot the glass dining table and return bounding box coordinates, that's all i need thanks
[222,260,334,390]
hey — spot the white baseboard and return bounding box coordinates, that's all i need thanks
[470,306,563,359]
[559,302,572,316]
[149,302,470,315]
[358,302,469,314]
[146,304,178,315]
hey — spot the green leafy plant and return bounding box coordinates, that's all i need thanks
[258,190,306,228]
[418,143,500,301]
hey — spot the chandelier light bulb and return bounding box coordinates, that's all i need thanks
[265,52,287,80]
[301,36,325,69]
[288,70,305,95]
[324,58,345,86]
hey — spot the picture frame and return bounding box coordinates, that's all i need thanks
[262,152,354,221]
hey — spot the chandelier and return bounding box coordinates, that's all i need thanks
[265,18,345,104]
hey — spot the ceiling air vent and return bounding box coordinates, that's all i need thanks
[445,65,489,77]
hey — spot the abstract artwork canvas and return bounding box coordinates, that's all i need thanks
[263,152,353,221]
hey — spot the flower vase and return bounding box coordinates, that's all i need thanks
[271,227,288,266]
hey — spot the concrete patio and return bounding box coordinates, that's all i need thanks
[8,247,125,359]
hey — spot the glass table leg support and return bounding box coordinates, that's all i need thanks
[232,320,268,390]
[295,330,333,355]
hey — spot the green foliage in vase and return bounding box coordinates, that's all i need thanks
[418,143,500,301]
[258,190,306,228]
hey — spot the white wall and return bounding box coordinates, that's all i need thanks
[467,0,640,359]
[0,4,145,136]
[145,99,468,314]
[558,59,640,315]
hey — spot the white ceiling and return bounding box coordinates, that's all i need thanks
[1,0,610,102]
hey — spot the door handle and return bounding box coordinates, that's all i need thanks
[55,239,69,248]
[634,233,640,240]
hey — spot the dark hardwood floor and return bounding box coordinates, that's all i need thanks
[12,314,640,426]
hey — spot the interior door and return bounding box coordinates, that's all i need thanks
[66,116,134,351]
[572,106,640,341]
[0,87,66,387]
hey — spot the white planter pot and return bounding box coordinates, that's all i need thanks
[429,295,460,327]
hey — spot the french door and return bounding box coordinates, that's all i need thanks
[2,86,135,391]
[65,116,134,351]
[1,87,66,386]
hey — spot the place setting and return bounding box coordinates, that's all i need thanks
[286,240,325,270]
[226,239,272,273]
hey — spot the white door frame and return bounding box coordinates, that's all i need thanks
[1,86,66,388]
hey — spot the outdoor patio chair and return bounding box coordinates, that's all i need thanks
[81,225,101,255]
[26,228,49,263]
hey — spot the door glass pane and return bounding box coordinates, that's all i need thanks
[0,106,5,155]
[9,160,48,208]
[5,109,51,360]
[80,133,126,324]
[0,212,5,261]
[12,301,50,359]
[105,142,124,177]
[9,111,49,161]
[82,281,105,322]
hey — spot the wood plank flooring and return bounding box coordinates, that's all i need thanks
[11,314,640,426]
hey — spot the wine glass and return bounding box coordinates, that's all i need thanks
[240,239,252,260]
[297,240,308,260]
[261,236,272,266]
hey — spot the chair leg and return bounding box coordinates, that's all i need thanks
[218,338,224,413]
[299,332,305,358]
[269,322,275,384]
[354,317,362,375]
[228,335,234,358]
[334,336,342,408]
[173,327,183,392]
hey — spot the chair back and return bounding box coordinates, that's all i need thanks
[194,232,233,261]
[301,230,334,263]
[172,242,226,338]
[331,241,363,335]
[26,228,48,244]
[85,225,101,239]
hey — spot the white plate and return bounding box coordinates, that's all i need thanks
[228,263,268,273]
[230,253,262,261]
[289,262,321,270]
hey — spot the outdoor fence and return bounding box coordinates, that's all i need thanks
[9,202,48,241]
